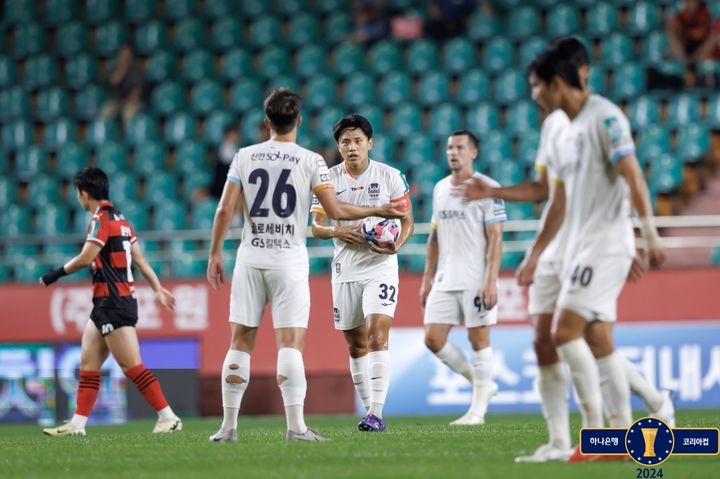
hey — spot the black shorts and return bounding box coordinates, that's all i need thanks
[90,308,138,336]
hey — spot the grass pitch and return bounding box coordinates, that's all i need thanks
[1,410,717,479]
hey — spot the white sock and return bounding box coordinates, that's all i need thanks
[597,352,633,427]
[70,414,88,429]
[537,363,571,449]
[621,355,663,411]
[157,406,176,421]
[349,355,371,411]
[435,342,473,383]
[220,349,250,432]
[469,347,493,416]
[557,338,603,428]
[277,347,307,433]
[368,350,390,418]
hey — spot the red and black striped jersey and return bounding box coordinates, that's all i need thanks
[85,202,138,311]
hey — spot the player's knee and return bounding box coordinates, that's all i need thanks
[424,334,445,353]
[367,332,387,351]
[348,344,367,358]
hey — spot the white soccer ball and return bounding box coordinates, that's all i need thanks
[361,217,401,248]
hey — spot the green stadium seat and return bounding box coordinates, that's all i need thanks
[230,78,261,112]
[146,176,180,206]
[173,18,205,52]
[467,10,499,41]
[370,135,394,164]
[23,55,56,90]
[164,113,197,145]
[126,114,159,145]
[406,40,438,74]
[168,239,196,254]
[428,103,461,139]
[94,21,128,57]
[1,120,32,151]
[181,50,213,82]
[135,20,167,55]
[546,4,580,36]
[505,202,534,220]
[517,130,540,168]
[506,100,539,134]
[219,48,252,81]
[110,172,139,206]
[314,106,345,137]
[331,43,365,76]
[257,47,290,78]
[456,68,489,104]
[636,125,670,168]
[444,38,475,74]
[233,0,267,18]
[133,142,166,174]
[171,253,206,278]
[649,154,682,194]
[676,125,710,164]
[519,36,546,70]
[125,0,156,23]
[343,73,375,109]
[508,5,539,39]
[27,175,60,208]
[643,31,669,65]
[35,87,68,122]
[275,0,307,16]
[711,244,720,265]
[248,16,281,48]
[270,75,299,92]
[241,110,266,144]
[176,141,206,172]
[611,64,646,99]
[287,13,319,47]
[483,38,512,73]
[146,51,176,83]
[203,110,234,144]
[56,22,87,58]
[191,199,217,229]
[57,143,89,178]
[706,94,720,128]
[152,82,185,115]
[211,18,243,51]
[15,146,48,179]
[12,23,45,59]
[587,2,618,36]
[87,118,120,145]
[0,86,29,120]
[305,76,337,110]
[666,94,700,127]
[164,0,194,20]
[356,105,383,133]
[182,171,212,200]
[324,12,351,45]
[44,242,80,260]
[13,259,48,283]
[1,205,31,237]
[628,96,660,129]
[418,71,450,106]
[380,72,411,107]
[5,0,35,24]
[491,160,524,186]
[480,131,511,166]
[44,118,78,152]
[391,105,422,138]
[85,0,116,24]
[72,207,91,233]
[204,0,235,18]
[35,204,69,235]
[295,45,326,78]
[0,57,16,89]
[317,0,344,13]
[587,67,606,93]
[600,33,632,66]
[0,177,17,208]
[44,0,78,25]
[501,251,523,270]
[65,54,97,89]
[369,41,402,75]
[74,85,106,120]
[96,142,128,175]
[495,70,527,104]
[466,102,499,136]
[628,1,661,33]
[191,80,223,115]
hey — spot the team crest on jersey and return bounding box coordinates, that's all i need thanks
[603,116,624,141]
[320,173,330,182]
[333,307,340,322]
[368,183,380,198]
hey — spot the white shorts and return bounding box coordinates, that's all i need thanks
[332,275,398,331]
[528,260,563,316]
[229,264,310,329]
[423,289,498,328]
[557,253,633,323]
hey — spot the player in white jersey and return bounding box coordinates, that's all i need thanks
[458,38,674,462]
[205,89,408,443]
[311,114,414,432]
[513,41,666,461]
[420,130,505,426]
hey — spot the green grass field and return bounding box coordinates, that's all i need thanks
[1,410,717,479]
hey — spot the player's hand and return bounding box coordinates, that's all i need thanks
[419,279,433,308]
[156,287,176,312]
[515,254,538,286]
[368,242,398,255]
[479,281,497,310]
[207,253,225,290]
[380,197,409,219]
[334,224,366,245]
[647,245,667,269]
[627,254,646,283]
[452,177,492,201]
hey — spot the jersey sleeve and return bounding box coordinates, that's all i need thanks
[310,155,333,194]
[599,110,636,165]
[534,120,551,175]
[310,193,325,215]
[86,213,110,246]
[389,169,411,211]
[226,152,242,185]
[484,197,507,224]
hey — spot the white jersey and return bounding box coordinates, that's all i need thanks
[311,159,410,283]
[431,173,507,292]
[550,95,636,264]
[228,140,332,270]
[534,110,571,265]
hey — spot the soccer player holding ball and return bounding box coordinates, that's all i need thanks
[311,114,413,432]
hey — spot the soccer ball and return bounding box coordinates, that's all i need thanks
[361,217,401,248]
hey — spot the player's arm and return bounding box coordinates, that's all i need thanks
[615,154,666,268]
[419,227,438,307]
[131,242,176,311]
[314,187,408,220]
[457,170,550,203]
[516,180,566,286]
[207,180,243,290]
[310,210,365,245]
[481,222,503,310]
[38,241,102,286]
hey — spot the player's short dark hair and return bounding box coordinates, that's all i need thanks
[263,88,302,134]
[550,36,590,68]
[73,167,109,200]
[333,114,373,142]
[532,41,583,90]
[450,130,479,149]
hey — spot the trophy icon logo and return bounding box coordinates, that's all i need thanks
[626,418,674,466]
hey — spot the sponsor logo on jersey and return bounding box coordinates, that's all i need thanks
[350,185,364,191]
[368,183,380,198]
[437,210,466,220]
